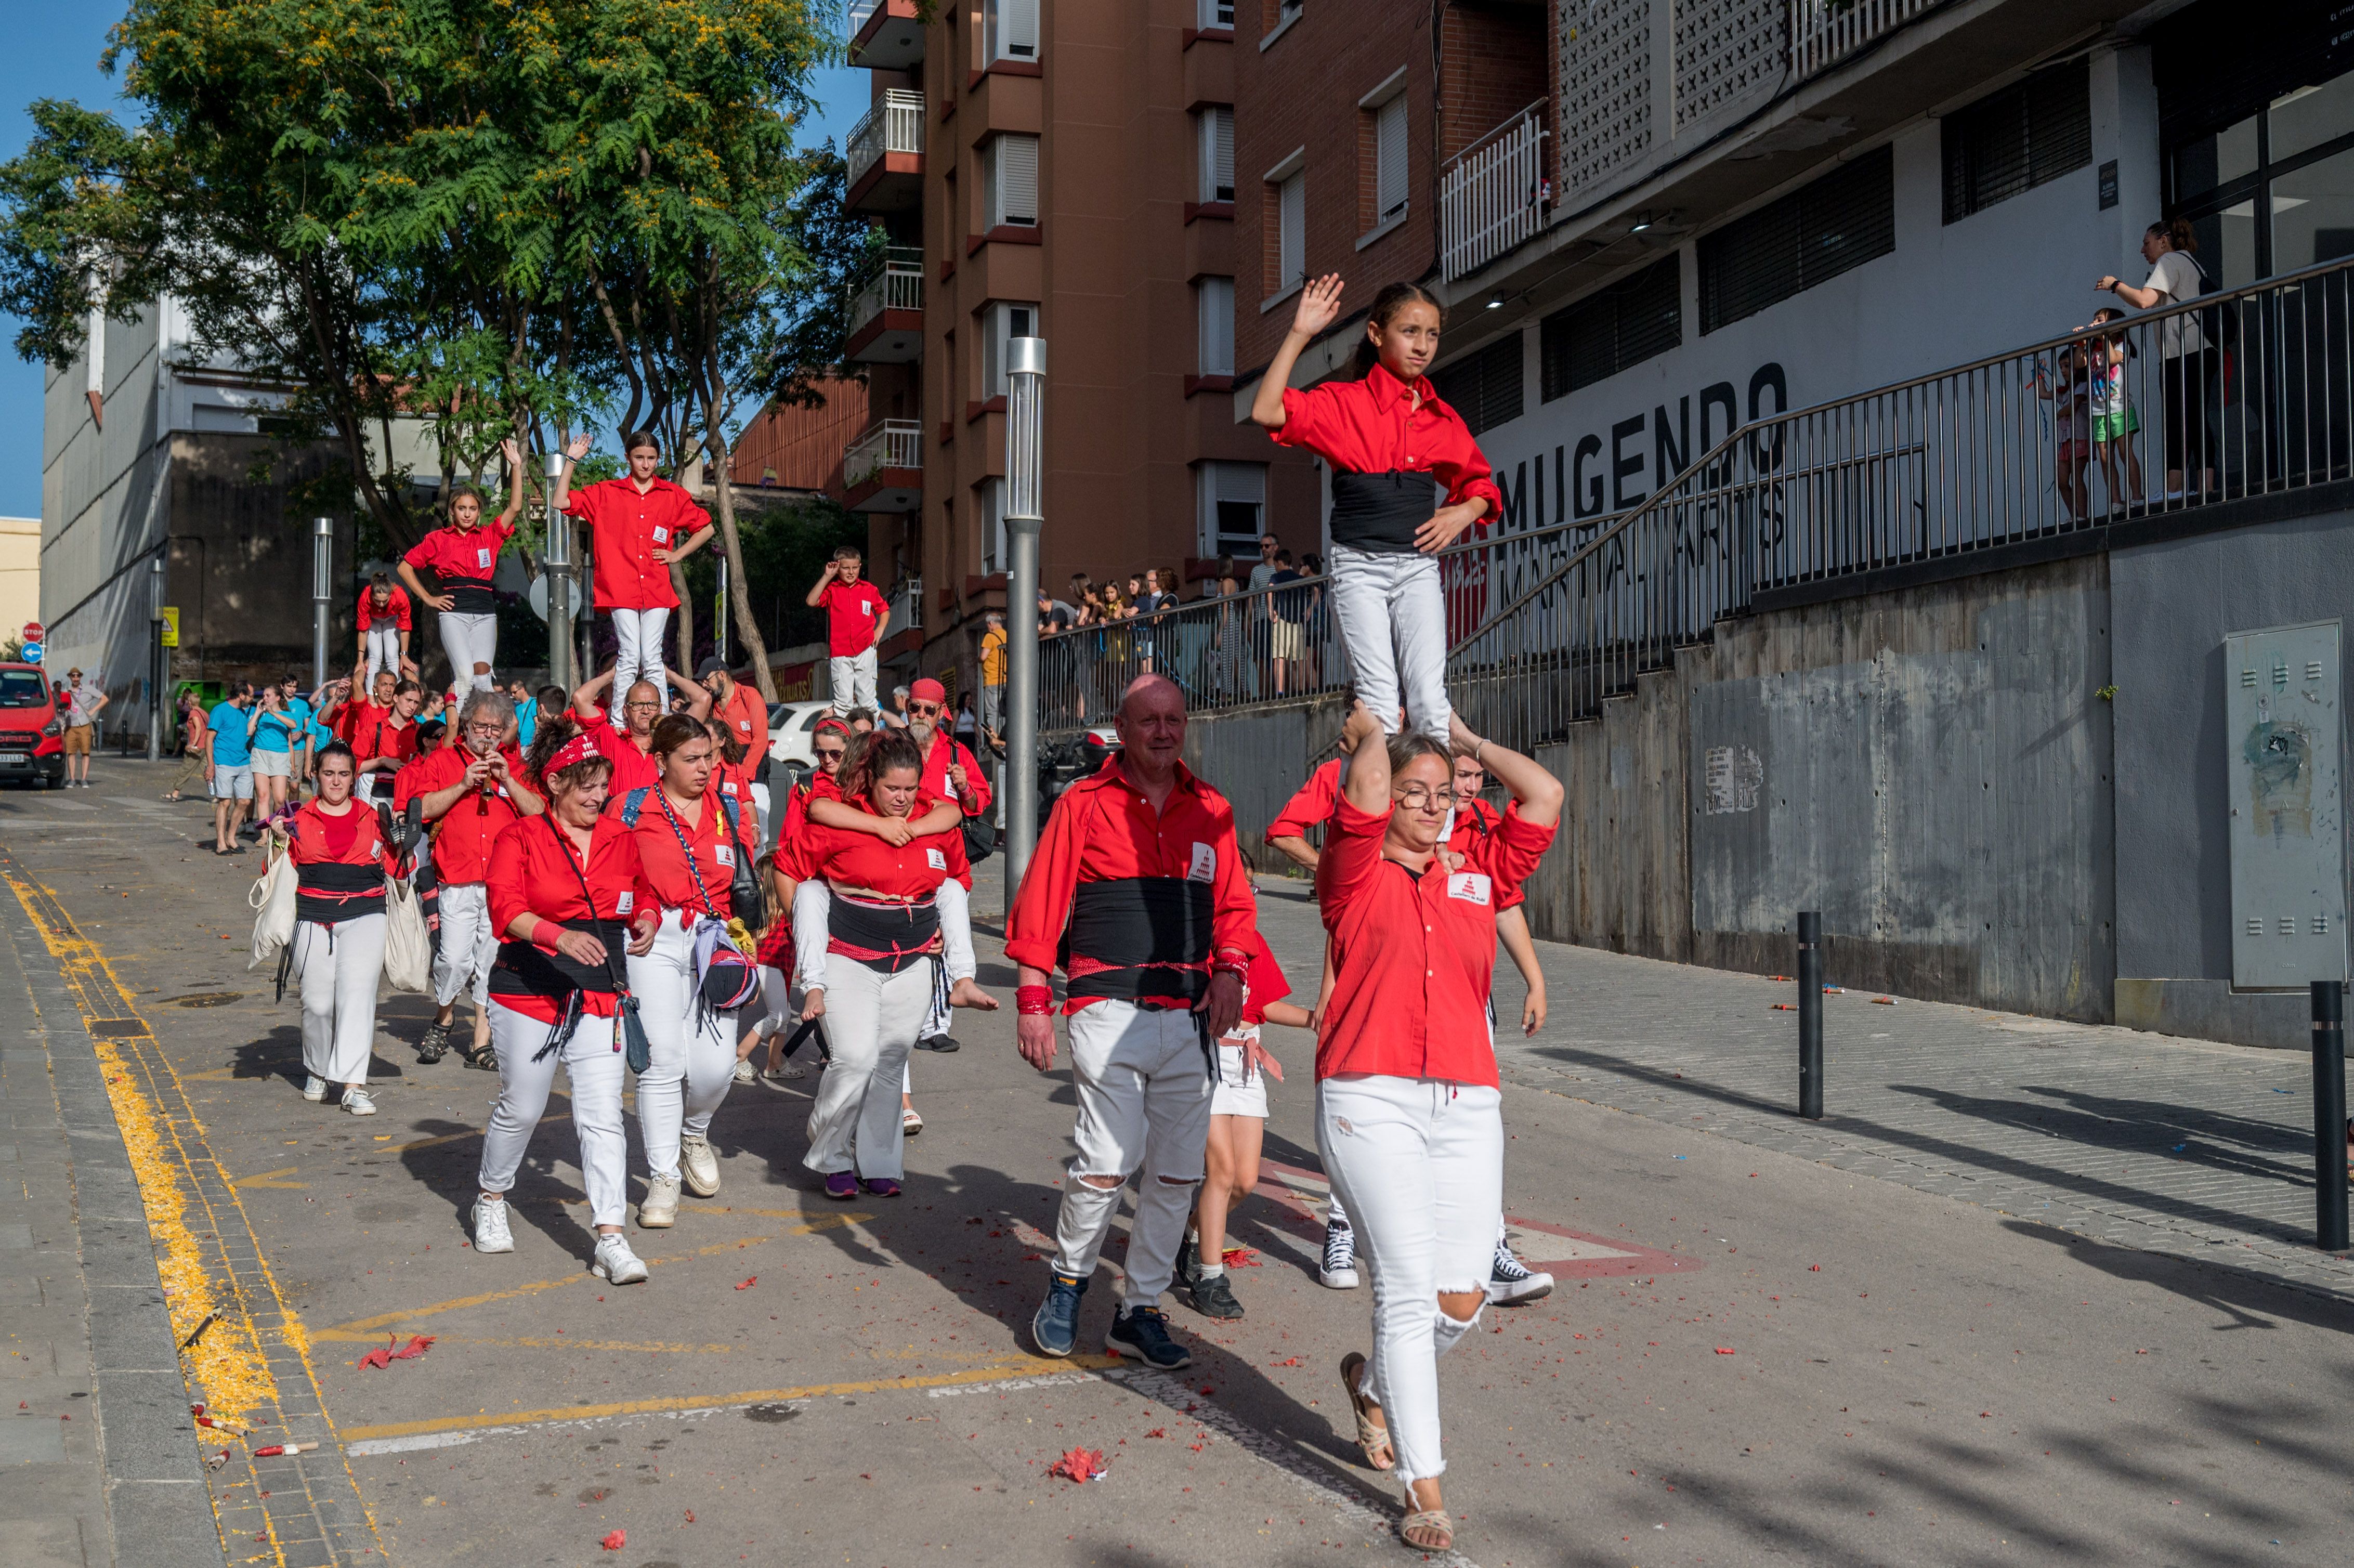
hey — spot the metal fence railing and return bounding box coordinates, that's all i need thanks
[847,245,924,339]
[843,419,922,489]
[847,88,925,189]
[1440,100,1550,282]
[1790,0,1937,80]
[1035,254,2354,751]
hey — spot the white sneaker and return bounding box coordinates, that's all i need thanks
[470,1197,514,1253]
[342,1087,377,1116]
[638,1173,680,1229]
[1318,1220,1360,1289]
[1487,1240,1554,1305]
[731,1058,757,1085]
[592,1233,649,1284]
[678,1134,720,1197]
[302,1074,327,1103]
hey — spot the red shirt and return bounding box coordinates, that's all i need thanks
[918,728,991,819]
[335,698,389,745]
[401,744,536,885]
[818,578,890,657]
[286,799,397,922]
[352,710,418,772]
[402,520,513,592]
[1238,932,1291,1028]
[1272,362,1505,522]
[357,587,412,632]
[579,715,663,805]
[564,476,709,612]
[788,795,967,896]
[625,788,746,920]
[1005,756,1258,1012]
[1266,758,1342,841]
[1314,795,1555,1086]
[486,814,655,1021]
[714,682,768,763]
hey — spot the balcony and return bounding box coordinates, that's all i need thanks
[843,419,923,513]
[1439,100,1548,283]
[845,246,924,364]
[1791,0,1935,81]
[847,0,924,71]
[847,88,925,213]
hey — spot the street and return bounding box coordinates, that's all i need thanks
[3,763,2350,1567]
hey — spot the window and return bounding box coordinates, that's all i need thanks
[1429,334,1523,437]
[1269,168,1305,297]
[1698,144,1894,333]
[1199,0,1235,29]
[982,134,1039,230]
[980,479,1006,575]
[1374,93,1409,224]
[1197,107,1235,203]
[981,302,1040,398]
[1941,58,2091,223]
[984,0,1038,63]
[1196,276,1235,375]
[1540,255,1682,401]
[1198,462,1266,558]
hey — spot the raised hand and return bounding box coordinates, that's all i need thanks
[500,437,523,468]
[1290,273,1344,339]
[565,433,594,461]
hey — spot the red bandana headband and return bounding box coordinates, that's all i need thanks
[545,734,601,777]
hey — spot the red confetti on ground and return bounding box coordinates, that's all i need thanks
[1268,1356,1301,1366]
[1771,1002,1797,1011]
[600,1529,626,1551]
[683,1511,695,1523]
[1220,1247,1262,1269]
[1049,1446,1105,1483]
[1143,1428,1165,1439]
[1714,1347,1736,1355]
[1810,1264,1822,1271]
[357,1334,435,1370]
[1198,1386,1215,1396]
[735,1277,757,1290]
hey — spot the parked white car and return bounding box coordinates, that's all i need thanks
[766,701,837,774]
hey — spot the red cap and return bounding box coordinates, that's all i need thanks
[909,677,946,703]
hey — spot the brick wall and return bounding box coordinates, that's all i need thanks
[1437,4,1550,160]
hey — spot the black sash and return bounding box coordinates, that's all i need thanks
[444,580,499,616]
[1328,469,1438,553]
[295,861,385,924]
[1060,877,1214,1003]
[828,895,940,974]
[491,919,631,1001]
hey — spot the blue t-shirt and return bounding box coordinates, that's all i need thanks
[515,701,538,749]
[208,702,255,767]
[252,696,312,754]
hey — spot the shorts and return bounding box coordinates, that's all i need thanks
[211,765,254,801]
[2094,407,2140,443]
[1268,619,1304,660]
[251,748,292,778]
[1209,1035,1269,1119]
[62,724,92,756]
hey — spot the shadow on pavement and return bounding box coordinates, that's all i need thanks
[1997,1221,2354,1336]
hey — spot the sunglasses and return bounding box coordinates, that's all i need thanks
[908,702,942,718]
[814,746,846,762]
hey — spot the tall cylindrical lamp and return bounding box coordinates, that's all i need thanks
[311,516,334,690]
[1003,336,1046,916]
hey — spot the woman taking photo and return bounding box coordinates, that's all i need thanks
[789,728,965,1199]
[1314,701,1559,1553]
[475,722,659,1282]
[284,742,399,1116]
[619,715,756,1227]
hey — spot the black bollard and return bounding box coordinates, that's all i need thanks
[2312,981,2348,1252]
[1797,911,1823,1120]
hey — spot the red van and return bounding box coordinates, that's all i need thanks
[0,663,67,788]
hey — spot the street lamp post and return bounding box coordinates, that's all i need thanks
[311,516,334,690]
[146,553,165,761]
[1002,336,1045,917]
[543,449,573,691]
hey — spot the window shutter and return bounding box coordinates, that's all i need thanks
[1197,277,1235,375]
[1000,0,1038,59]
[989,135,1038,228]
[1376,95,1408,219]
[1279,173,1305,292]
[1200,107,1235,203]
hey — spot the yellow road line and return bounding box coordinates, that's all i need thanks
[229,1167,306,1190]
[339,1354,1123,1444]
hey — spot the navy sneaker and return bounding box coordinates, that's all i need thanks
[1031,1272,1088,1358]
[1105,1304,1192,1370]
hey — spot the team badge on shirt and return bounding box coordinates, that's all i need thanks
[925,846,948,871]
[651,525,670,544]
[1446,872,1492,905]
[1187,842,1216,882]
[615,890,635,915]
[475,546,491,568]
[713,841,736,868]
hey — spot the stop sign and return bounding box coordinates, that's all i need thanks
[21,622,42,644]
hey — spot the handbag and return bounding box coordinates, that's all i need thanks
[547,816,652,1072]
[245,835,297,971]
[717,794,766,933]
[381,873,431,993]
[649,791,760,1012]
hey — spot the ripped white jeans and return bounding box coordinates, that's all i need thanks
[1049,1000,1212,1309]
[1317,1073,1501,1485]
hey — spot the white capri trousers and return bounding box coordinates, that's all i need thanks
[626,909,739,1183]
[292,913,385,1085]
[1327,542,1451,743]
[478,1000,629,1229]
[610,608,671,724]
[364,624,404,682]
[1048,999,1212,1310]
[437,611,499,692]
[803,957,934,1182]
[431,880,496,1010]
[828,647,878,716]
[1317,1073,1502,1485]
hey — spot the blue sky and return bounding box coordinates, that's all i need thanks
[0,18,869,520]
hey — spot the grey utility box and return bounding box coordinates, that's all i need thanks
[2225,619,2348,988]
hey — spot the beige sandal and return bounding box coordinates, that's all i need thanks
[1339,1351,1394,1471]
[1400,1507,1454,1552]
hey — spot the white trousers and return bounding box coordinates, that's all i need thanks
[1317,1074,1502,1484]
[611,608,671,724]
[364,625,404,682]
[1327,542,1451,743]
[1049,1000,1212,1309]
[803,958,933,1180]
[431,880,496,1009]
[437,611,499,692]
[626,910,738,1182]
[479,1001,629,1228]
[292,914,385,1085]
[791,880,974,994]
[828,647,878,716]
[750,964,796,1040]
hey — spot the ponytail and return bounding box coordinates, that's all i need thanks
[2147,217,2198,255]
[1351,281,1444,379]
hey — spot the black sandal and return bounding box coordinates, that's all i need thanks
[416,1023,451,1064]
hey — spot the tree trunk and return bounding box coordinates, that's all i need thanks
[701,366,777,701]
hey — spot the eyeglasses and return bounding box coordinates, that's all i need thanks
[908,702,941,718]
[813,747,846,762]
[465,721,504,736]
[624,699,660,712]
[1393,785,1456,811]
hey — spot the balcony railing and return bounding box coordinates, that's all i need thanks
[1791,0,1936,81]
[847,89,925,190]
[847,246,925,338]
[888,575,923,635]
[1440,100,1549,283]
[843,419,922,489]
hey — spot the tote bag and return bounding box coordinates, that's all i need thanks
[245,838,297,971]
[381,872,432,993]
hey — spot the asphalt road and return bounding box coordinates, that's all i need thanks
[3,765,2349,1567]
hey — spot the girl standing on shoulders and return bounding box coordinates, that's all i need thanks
[284,742,399,1116]
[1251,278,1503,746]
[399,440,526,692]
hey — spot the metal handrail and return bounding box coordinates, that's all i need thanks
[843,419,923,488]
[847,88,925,188]
[1790,0,1939,80]
[847,246,924,336]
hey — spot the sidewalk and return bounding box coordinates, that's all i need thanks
[1249,874,2354,1304]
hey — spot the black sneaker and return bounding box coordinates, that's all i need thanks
[1318,1219,1360,1289]
[914,1034,961,1053]
[1487,1240,1555,1305]
[1176,1234,1201,1288]
[1187,1271,1245,1321]
[1105,1304,1192,1370]
[416,1023,451,1064]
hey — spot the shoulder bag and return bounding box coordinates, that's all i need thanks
[648,793,762,1013]
[548,817,653,1073]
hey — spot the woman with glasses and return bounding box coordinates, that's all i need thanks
[1313,700,1560,1554]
